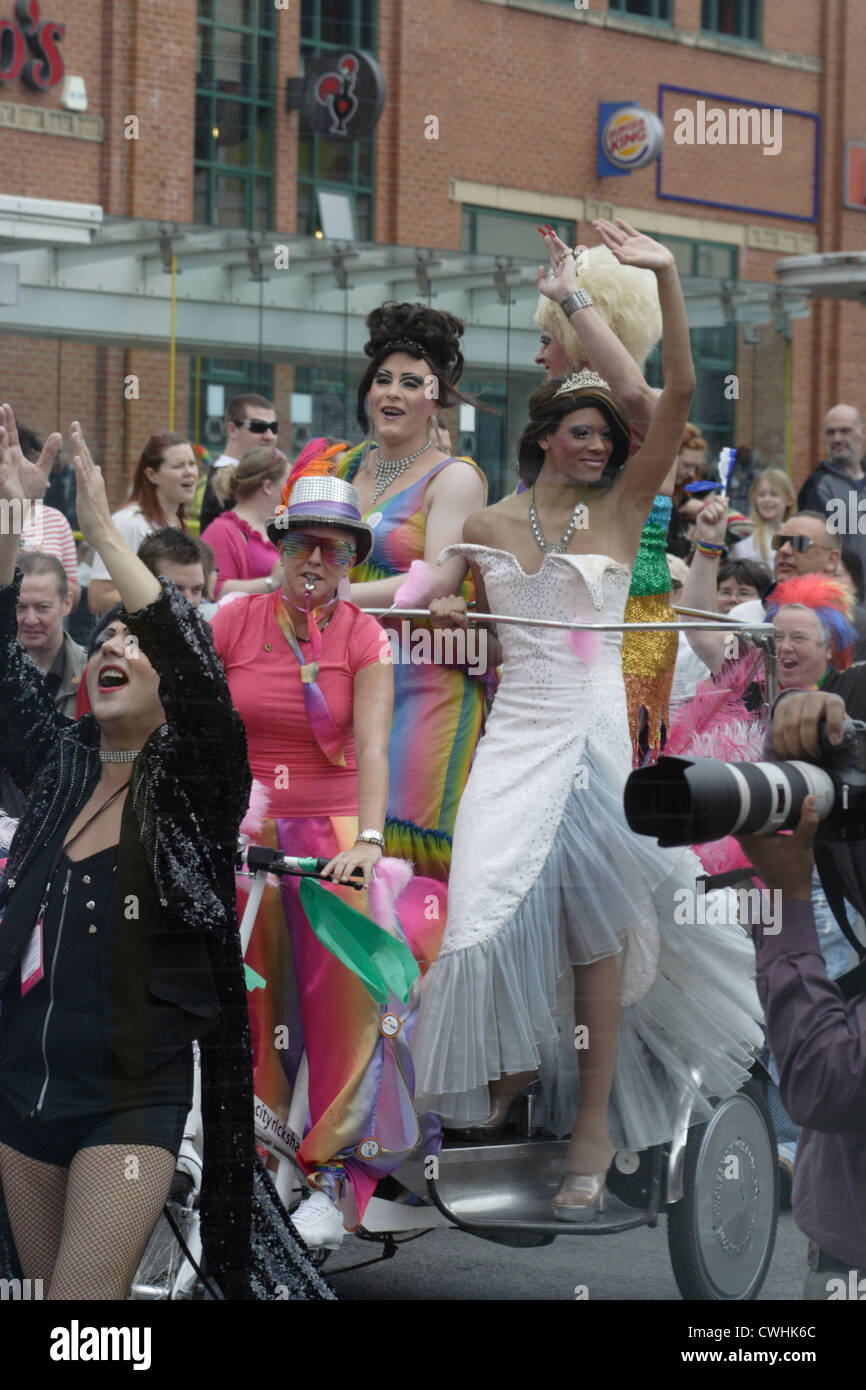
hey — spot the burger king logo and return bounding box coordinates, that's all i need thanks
[601,106,664,170]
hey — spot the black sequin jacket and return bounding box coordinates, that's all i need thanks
[0,573,334,1300]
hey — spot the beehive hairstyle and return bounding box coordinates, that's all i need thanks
[534,244,662,369]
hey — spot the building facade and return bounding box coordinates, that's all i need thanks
[0,0,863,504]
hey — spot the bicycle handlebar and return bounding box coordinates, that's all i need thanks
[235,842,364,889]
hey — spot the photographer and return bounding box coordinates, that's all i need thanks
[737,687,866,1298]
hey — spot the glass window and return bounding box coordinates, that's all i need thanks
[461,207,574,259]
[192,357,274,455]
[609,0,672,19]
[298,1,378,240]
[701,0,762,42]
[195,1,276,229]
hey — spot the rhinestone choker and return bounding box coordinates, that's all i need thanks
[372,439,433,503]
[99,749,142,763]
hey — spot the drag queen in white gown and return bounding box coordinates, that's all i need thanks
[412,220,763,1218]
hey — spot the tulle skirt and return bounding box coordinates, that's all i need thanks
[412,745,764,1145]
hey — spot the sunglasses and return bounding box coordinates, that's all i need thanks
[770,534,832,553]
[280,532,357,567]
[234,418,279,435]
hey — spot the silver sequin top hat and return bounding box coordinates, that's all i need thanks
[266,475,374,563]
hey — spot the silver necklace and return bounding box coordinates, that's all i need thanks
[99,749,141,763]
[372,439,432,503]
[529,484,589,555]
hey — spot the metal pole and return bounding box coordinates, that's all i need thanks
[169,254,177,431]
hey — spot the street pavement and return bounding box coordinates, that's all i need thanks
[327,1209,806,1301]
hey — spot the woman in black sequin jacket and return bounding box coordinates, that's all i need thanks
[0,411,332,1300]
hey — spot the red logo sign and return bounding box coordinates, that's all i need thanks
[315,55,360,136]
[0,0,65,91]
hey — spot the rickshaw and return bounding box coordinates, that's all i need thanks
[131,609,781,1303]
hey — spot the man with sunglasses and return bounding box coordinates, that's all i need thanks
[199,394,279,532]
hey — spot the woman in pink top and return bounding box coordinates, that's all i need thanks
[211,466,417,1255]
[201,447,287,598]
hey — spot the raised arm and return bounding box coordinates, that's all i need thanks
[73,424,249,820]
[593,222,695,514]
[0,404,67,788]
[678,495,730,672]
[537,227,660,437]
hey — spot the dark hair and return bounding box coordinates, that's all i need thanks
[128,434,191,530]
[355,301,470,433]
[196,537,216,584]
[226,393,274,425]
[516,378,632,487]
[138,527,204,575]
[840,544,866,605]
[717,558,773,598]
[16,549,68,597]
[86,603,124,658]
[15,423,43,462]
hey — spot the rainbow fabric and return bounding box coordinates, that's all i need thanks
[622,493,678,766]
[340,449,487,963]
[241,814,425,1228]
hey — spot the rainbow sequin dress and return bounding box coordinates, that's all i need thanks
[622,493,678,765]
[341,453,487,965]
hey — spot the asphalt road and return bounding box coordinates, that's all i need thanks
[326,1208,806,1302]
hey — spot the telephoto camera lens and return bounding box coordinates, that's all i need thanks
[623,756,835,847]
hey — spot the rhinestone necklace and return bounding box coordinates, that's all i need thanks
[372,439,433,504]
[529,484,590,555]
[99,748,142,763]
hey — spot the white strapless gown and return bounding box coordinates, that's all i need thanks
[412,546,764,1144]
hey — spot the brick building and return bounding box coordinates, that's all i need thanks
[0,0,863,504]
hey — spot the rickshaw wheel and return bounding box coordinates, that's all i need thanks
[667,1080,778,1301]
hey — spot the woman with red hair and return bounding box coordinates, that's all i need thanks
[88,434,198,614]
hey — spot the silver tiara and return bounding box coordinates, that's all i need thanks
[553,370,612,398]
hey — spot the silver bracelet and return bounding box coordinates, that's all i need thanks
[559,289,593,315]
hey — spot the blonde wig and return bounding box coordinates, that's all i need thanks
[534,243,662,369]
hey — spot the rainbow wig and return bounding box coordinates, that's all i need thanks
[535,244,662,369]
[765,574,858,672]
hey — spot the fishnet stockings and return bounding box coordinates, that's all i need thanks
[0,1141,176,1299]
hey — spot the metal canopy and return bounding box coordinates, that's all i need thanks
[774,250,866,302]
[0,206,813,367]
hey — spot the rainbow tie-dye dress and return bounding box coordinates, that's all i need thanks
[342,453,488,963]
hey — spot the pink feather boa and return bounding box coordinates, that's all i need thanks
[666,656,765,876]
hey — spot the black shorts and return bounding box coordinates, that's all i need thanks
[0,1090,188,1168]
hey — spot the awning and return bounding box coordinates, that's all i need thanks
[0,198,813,366]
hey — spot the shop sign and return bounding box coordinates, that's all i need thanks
[0,0,64,91]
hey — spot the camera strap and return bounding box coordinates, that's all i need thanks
[813,846,866,1002]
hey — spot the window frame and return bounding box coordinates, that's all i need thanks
[461,205,574,258]
[700,0,763,44]
[608,0,673,23]
[297,0,379,242]
[194,1,277,229]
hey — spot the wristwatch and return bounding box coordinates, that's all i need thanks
[356,829,385,850]
[559,290,593,315]
[265,575,276,591]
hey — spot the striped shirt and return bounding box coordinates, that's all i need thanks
[18,503,79,596]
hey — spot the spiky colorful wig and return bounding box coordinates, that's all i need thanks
[765,574,857,672]
[534,244,662,369]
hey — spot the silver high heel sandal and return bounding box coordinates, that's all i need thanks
[552,1163,612,1222]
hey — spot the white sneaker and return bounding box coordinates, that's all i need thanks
[291,1190,345,1251]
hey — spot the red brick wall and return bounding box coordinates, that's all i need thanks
[0,0,863,491]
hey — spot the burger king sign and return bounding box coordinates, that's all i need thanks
[597,102,664,177]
